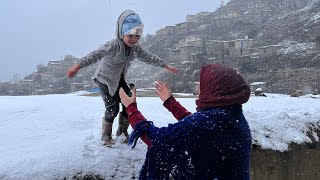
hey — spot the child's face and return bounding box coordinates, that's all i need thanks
[123,35,140,47]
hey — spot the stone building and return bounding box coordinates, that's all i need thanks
[167,45,202,64]
[206,37,253,59]
[47,55,78,75]
[174,22,199,34]
[213,0,272,22]
[175,35,203,48]
[257,45,283,57]
[233,38,254,56]
[155,26,175,41]
[186,12,215,23]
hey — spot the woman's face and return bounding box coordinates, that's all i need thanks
[123,35,141,47]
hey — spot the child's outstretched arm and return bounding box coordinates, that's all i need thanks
[164,64,178,74]
[66,42,113,78]
[137,46,178,74]
[67,64,81,78]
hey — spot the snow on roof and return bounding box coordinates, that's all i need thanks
[250,82,267,85]
[21,79,34,82]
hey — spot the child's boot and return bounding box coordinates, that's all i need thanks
[116,115,129,143]
[101,119,114,147]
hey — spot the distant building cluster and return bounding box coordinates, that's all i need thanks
[151,0,308,65]
[1,0,318,96]
[0,55,97,95]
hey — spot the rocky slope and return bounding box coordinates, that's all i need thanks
[128,1,320,94]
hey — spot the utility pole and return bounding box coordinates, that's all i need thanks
[12,73,20,84]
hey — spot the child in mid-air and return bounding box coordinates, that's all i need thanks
[66,9,178,146]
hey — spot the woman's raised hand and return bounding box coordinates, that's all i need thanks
[119,87,137,108]
[154,81,172,102]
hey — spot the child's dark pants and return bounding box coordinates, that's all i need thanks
[94,78,132,123]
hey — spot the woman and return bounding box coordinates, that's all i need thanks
[119,63,252,180]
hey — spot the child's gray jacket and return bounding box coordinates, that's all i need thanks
[78,10,166,96]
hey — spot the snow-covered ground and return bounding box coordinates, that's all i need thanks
[0,93,320,180]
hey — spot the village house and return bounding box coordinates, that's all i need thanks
[175,35,203,48]
[258,44,284,57]
[206,37,253,59]
[174,21,199,34]
[155,26,175,41]
[186,12,215,24]
[47,55,77,75]
[167,45,202,64]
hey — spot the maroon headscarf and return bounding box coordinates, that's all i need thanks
[196,64,250,110]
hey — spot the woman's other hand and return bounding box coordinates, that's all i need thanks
[154,81,172,102]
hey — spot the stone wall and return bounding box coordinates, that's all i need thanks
[251,141,320,180]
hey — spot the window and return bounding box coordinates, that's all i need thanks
[248,3,253,8]
[229,41,235,48]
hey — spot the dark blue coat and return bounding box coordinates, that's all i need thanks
[129,105,252,180]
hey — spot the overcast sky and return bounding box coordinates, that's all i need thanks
[0,0,225,82]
